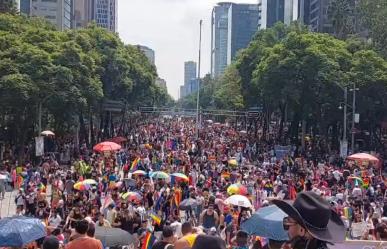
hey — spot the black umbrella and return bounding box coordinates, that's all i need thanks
[179,198,198,210]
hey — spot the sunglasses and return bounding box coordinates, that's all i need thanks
[283,217,298,231]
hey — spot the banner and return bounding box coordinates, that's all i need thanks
[274,145,292,159]
[330,240,387,249]
[35,136,44,156]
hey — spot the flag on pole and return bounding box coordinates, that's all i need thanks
[141,231,156,249]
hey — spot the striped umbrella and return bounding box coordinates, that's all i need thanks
[150,171,169,179]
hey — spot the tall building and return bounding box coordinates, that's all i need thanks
[211,2,232,78]
[259,0,300,29]
[138,45,155,65]
[73,0,94,29]
[184,61,197,87]
[94,0,117,32]
[211,2,259,78]
[156,77,167,91]
[22,0,73,30]
[227,3,260,64]
[308,0,332,33]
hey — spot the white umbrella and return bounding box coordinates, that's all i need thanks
[225,194,252,208]
[41,130,55,136]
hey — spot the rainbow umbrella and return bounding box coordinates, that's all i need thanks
[73,181,92,191]
[150,171,169,179]
[227,183,248,196]
[120,192,142,202]
[132,170,147,176]
[171,173,189,181]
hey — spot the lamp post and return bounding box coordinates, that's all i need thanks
[195,20,203,139]
[350,83,359,153]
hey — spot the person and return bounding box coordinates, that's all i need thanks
[43,236,60,249]
[152,226,177,249]
[48,209,63,228]
[191,235,226,249]
[199,204,219,230]
[272,191,346,249]
[66,219,103,249]
[174,222,197,249]
[96,213,111,227]
[232,230,249,249]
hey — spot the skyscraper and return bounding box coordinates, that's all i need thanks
[308,0,333,33]
[95,0,117,32]
[211,2,232,78]
[259,0,300,29]
[184,61,197,87]
[227,3,260,64]
[138,45,155,65]
[23,0,73,30]
[73,0,94,29]
[211,2,259,78]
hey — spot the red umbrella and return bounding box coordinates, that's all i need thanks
[347,153,379,162]
[93,141,121,152]
[109,136,127,143]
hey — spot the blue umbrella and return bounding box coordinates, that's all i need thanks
[241,205,288,241]
[0,216,46,247]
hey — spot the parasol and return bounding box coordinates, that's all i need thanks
[132,170,147,176]
[0,216,46,247]
[150,171,169,179]
[228,158,238,167]
[41,130,55,136]
[241,205,288,241]
[227,183,248,196]
[93,141,121,152]
[179,198,198,210]
[95,226,137,247]
[171,173,189,181]
[225,194,252,208]
[347,153,379,163]
[120,192,142,202]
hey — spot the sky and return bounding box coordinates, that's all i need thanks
[117,0,258,100]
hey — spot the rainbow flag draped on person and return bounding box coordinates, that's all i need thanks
[141,232,156,249]
[130,157,140,171]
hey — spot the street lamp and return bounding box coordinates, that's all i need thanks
[195,20,203,139]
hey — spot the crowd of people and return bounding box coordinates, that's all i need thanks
[0,116,386,249]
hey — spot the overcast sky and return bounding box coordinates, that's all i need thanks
[117,0,258,100]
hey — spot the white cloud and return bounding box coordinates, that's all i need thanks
[118,0,258,100]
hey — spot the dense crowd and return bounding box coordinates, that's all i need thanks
[0,117,385,249]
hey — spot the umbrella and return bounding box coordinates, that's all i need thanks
[241,205,288,241]
[150,171,169,179]
[347,153,379,163]
[82,179,97,185]
[227,183,248,196]
[74,181,92,191]
[225,194,252,208]
[171,173,189,181]
[93,141,121,152]
[239,130,247,134]
[0,216,46,247]
[179,198,198,210]
[121,192,142,202]
[41,130,55,136]
[132,170,147,176]
[95,226,137,247]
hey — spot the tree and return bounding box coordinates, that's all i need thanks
[0,0,18,14]
[214,66,244,110]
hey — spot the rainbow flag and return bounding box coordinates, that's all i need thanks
[130,158,140,171]
[141,232,156,249]
[150,213,161,225]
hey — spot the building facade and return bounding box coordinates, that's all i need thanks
[184,61,197,87]
[227,3,259,64]
[94,0,117,32]
[22,0,73,30]
[211,2,232,78]
[138,45,155,65]
[73,0,94,29]
[259,0,300,29]
[156,78,167,91]
[211,2,259,78]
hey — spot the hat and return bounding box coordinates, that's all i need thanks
[272,191,345,244]
[192,235,226,249]
[43,236,60,249]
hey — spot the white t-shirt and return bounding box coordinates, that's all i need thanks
[171,221,182,238]
[49,215,62,228]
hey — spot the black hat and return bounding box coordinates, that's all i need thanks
[192,235,226,249]
[272,191,345,244]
